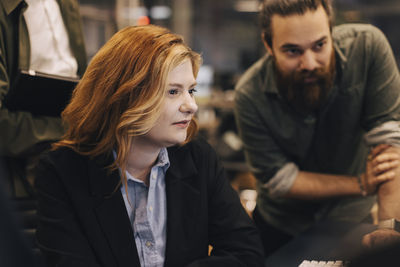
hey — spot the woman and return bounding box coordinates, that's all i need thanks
[34,25,264,267]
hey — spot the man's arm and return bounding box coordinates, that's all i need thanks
[357,25,400,247]
[361,146,400,249]
[285,144,398,200]
[285,171,361,199]
[285,169,392,200]
[374,146,400,220]
[234,87,396,200]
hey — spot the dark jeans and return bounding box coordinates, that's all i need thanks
[253,206,293,257]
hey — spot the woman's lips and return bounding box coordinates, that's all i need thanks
[173,120,190,128]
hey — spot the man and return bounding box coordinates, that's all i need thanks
[234,0,400,256]
[0,0,87,194]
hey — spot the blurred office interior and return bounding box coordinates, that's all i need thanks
[78,0,400,212]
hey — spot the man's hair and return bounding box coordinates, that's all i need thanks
[54,24,202,182]
[260,0,334,47]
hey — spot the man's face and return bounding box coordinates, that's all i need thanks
[265,5,335,113]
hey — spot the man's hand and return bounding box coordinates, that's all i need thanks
[362,228,400,249]
[361,144,399,195]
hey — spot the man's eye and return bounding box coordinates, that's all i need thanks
[314,41,325,51]
[188,88,197,95]
[286,49,301,56]
[168,89,178,95]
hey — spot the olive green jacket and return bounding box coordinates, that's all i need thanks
[0,0,87,156]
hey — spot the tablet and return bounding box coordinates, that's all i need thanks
[3,70,79,117]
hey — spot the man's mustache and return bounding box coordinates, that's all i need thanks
[295,68,326,81]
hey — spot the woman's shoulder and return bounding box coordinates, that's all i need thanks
[42,146,83,160]
[38,146,92,172]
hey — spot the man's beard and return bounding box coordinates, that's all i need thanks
[275,50,336,115]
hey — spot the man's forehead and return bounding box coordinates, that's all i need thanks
[270,6,331,47]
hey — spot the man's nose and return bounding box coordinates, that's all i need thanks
[299,50,319,71]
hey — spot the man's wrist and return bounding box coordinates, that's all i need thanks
[357,174,367,196]
[378,218,400,232]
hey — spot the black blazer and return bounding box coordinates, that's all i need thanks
[34,138,264,267]
[0,176,39,267]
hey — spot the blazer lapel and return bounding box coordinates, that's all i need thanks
[164,145,201,266]
[88,153,141,267]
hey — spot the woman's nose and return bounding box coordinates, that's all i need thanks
[180,93,198,114]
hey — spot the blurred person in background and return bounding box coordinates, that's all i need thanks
[0,172,39,267]
[0,0,86,195]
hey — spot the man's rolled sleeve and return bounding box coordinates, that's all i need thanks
[364,121,400,147]
[261,162,299,198]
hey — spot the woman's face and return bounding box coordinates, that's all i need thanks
[136,59,198,149]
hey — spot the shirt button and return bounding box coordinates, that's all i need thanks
[146,241,152,247]
[152,174,156,180]
[149,206,153,211]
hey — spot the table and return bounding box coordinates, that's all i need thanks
[265,220,376,267]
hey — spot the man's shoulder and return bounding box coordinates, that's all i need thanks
[333,23,386,44]
[333,23,390,69]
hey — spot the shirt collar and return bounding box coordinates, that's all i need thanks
[262,54,278,94]
[154,147,170,169]
[333,39,347,73]
[120,147,170,183]
[3,0,25,15]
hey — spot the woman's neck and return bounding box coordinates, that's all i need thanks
[125,140,161,186]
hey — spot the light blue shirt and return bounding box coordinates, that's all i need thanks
[120,148,170,267]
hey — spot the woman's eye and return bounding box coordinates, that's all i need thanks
[188,88,197,95]
[168,89,178,95]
